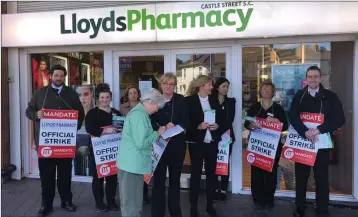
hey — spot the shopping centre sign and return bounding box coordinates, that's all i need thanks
[2,2,358,47]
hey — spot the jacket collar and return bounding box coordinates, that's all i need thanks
[303,83,325,100]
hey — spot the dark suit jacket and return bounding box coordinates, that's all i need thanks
[185,94,223,144]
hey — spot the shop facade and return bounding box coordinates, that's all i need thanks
[2,1,358,202]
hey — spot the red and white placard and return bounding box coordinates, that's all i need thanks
[91,133,121,178]
[216,130,232,176]
[282,112,324,166]
[38,109,78,158]
[245,117,283,172]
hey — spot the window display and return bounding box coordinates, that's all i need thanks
[242,42,353,195]
[29,51,104,177]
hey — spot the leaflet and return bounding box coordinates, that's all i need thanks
[161,125,184,140]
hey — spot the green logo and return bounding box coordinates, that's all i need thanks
[60,8,253,39]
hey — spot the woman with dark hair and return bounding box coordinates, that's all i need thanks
[244,80,288,210]
[32,56,50,90]
[212,77,236,202]
[85,83,121,212]
[120,85,141,116]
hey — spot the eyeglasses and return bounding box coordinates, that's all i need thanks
[162,83,176,87]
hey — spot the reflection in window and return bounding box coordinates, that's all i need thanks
[242,42,353,196]
[176,54,226,95]
[119,55,164,102]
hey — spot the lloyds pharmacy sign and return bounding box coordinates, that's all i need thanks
[60,3,254,39]
[2,2,358,47]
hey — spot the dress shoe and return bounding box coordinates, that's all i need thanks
[293,210,305,217]
[207,206,219,217]
[219,191,228,203]
[61,202,76,212]
[254,203,265,211]
[37,206,53,217]
[265,203,275,210]
[107,202,118,211]
[96,203,107,212]
[213,190,220,201]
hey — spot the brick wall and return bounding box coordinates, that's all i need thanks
[1,1,10,169]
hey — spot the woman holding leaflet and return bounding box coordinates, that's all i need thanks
[85,83,121,212]
[150,73,189,217]
[117,88,166,217]
[186,75,223,217]
[244,80,288,210]
[212,77,236,202]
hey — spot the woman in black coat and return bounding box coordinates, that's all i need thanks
[150,73,189,217]
[212,77,236,202]
[85,83,121,212]
[244,80,288,210]
[185,75,223,217]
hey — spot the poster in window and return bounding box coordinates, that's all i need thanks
[73,85,96,176]
[271,63,319,111]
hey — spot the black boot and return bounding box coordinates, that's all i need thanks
[96,203,107,212]
[37,206,53,217]
[107,199,118,211]
[61,201,76,212]
[207,205,219,217]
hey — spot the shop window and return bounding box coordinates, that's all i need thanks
[29,51,104,177]
[118,55,164,105]
[242,42,354,195]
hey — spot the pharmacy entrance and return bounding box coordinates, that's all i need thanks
[112,46,235,189]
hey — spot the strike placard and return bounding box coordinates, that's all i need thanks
[38,109,78,158]
[91,133,121,178]
[216,130,232,176]
[245,117,283,172]
[144,137,169,184]
[282,112,328,166]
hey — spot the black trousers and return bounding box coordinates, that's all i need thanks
[38,158,73,207]
[143,182,148,197]
[215,143,233,191]
[295,149,330,213]
[89,153,118,206]
[189,141,218,208]
[151,143,186,217]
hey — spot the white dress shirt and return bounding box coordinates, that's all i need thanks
[199,94,213,143]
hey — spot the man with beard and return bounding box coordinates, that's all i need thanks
[26,65,85,217]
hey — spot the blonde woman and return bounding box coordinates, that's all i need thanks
[185,75,223,217]
[150,73,189,217]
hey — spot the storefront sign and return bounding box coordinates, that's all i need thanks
[245,117,283,172]
[216,130,232,175]
[282,112,329,166]
[144,137,169,184]
[38,109,78,158]
[2,2,358,47]
[91,133,121,178]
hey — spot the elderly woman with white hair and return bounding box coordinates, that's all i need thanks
[117,88,166,217]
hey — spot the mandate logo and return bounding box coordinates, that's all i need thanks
[60,5,254,39]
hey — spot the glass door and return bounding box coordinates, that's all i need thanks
[170,47,234,188]
[112,50,171,110]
